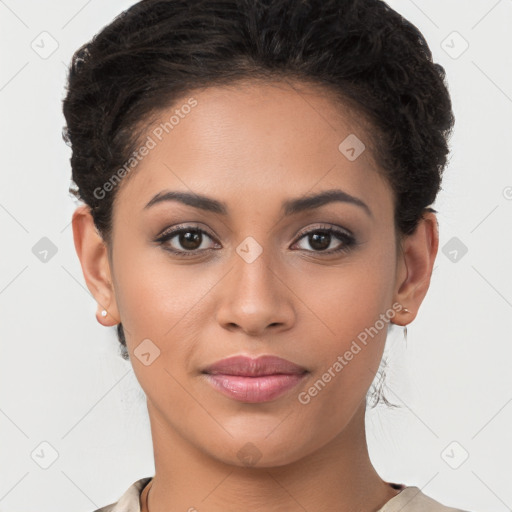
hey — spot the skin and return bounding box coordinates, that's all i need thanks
[72,80,439,512]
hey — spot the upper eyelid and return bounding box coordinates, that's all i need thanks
[295,224,353,239]
[158,222,216,238]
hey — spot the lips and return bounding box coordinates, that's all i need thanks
[202,355,307,377]
[201,355,308,403]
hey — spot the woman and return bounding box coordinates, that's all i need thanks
[63,0,469,510]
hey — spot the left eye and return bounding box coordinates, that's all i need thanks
[292,227,355,254]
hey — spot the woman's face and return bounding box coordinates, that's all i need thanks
[77,80,433,467]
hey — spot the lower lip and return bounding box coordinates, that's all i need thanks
[203,373,307,403]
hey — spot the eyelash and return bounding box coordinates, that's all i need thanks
[155,223,357,258]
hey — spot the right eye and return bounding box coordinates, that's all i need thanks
[155,224,221,257]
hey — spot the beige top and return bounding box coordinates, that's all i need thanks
[92,477,470,512]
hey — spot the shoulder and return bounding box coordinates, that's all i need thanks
[378,486,472,512]
[90,477,153,512]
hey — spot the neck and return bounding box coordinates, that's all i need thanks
[145,399,399,512]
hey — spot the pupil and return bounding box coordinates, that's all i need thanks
[310,232,330,251]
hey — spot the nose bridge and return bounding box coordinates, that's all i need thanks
[236,240,276,297]
[215,236,295,334]
[233,237,280,308]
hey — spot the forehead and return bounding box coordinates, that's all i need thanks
[113,79,392,219]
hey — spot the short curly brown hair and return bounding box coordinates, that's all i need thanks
[62,0,454,406]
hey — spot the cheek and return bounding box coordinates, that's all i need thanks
[293,247,396,351]
[112,254,213,407]
[291,245,396,407]
[111,244,209,348]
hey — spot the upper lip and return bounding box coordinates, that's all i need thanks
[202,355,308,377]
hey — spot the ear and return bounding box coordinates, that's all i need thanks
[392,210,439,326]
[71,205,120,326]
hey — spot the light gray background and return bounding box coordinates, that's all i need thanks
[0,1,511,511]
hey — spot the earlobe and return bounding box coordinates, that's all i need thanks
[71,205,121,326]
[392,211,439,327]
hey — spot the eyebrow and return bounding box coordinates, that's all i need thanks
[144,189,372,218]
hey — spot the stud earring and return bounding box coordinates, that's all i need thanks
[101,309,107,317]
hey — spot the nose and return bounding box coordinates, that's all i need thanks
[215,247,296,337]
